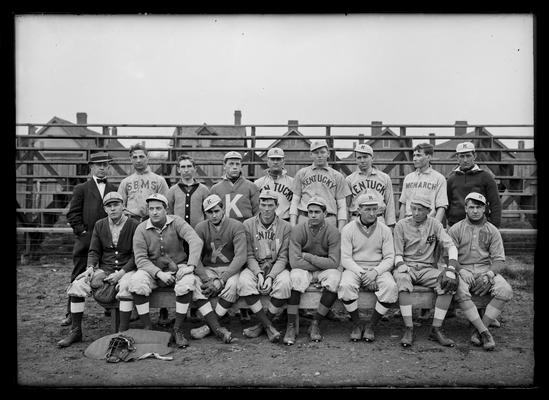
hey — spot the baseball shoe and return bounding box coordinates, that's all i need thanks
[214,327,233,344]
[428,326,455,347]
[60,314,72,327]
[283,323,296,345]
[470,329,482,346]
[490,319,501,328]
[57,328,82,348]
[265,325,281,343]
[400,327,414,347]
[158,308,171,327]
[243,323,264,338]
[190,324,211,340]
[350,323,363,342]
[480,330,496,351]
[239,308,251,322]
[308,320,322,342]
[174,329,189,348]
[417,308,433,321]
[271,310,286,323]
[362,325,375,342]
[104,309,111,317]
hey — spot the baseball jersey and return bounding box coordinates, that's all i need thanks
[210,174,259,223]
[290,165,351,216]
[132,215,203,278]
[394,216,456,268]
[399,167,448,218]
[118,167,169,219]
[166,180,210,228]
[447,217,505,266]
[340,219,395,276]
[194,216,247,283]
[254,170,294,220]
[346,167,396,225]
[289,221,341,271]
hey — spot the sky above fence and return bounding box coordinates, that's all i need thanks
[15,14,534,150]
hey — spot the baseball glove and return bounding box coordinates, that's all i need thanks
[437,267,458,293]
[201,278,222,298]
[93,282,118,304]
[105,334,136,363]
[156,255,178,273]
[471,273,493,296]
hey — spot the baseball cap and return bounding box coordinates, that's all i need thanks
[89,152,112,164]
[103,191,123,206]
[223,151,243,161]
[465,192,486,205]
[306,196,327,210]
[310,139,329,152]
[410,196,432,210]
[456,142,475,153]
[145,193,168,207]
[355,144,374,156]
[356,193,378,207]
[203,194,223,212]
[259,190,278,201]
[267,148,285,158]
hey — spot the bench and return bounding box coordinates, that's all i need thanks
[103,286,491,334]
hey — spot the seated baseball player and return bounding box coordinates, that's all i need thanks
[188,194,247,343]
[239,190,292,342]
[284,196,342,345]
[449,192,512,351]
[393,196,460,348]
[128,193,204,348]
[58,192,140,348]
[338,194,397,342]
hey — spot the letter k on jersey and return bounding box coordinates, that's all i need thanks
[210,242,229,263]
[225,194,243,219]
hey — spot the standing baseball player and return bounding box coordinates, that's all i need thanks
[338,194,397,342]
[393,196,460,347]
[239,190,292,342]
[129,193,204,348]
[209,151,259,223]
[289,139,351,232]
[188,194,248,343]
[254,147,294,222]
[346,144,396,228]
[57,192,140,347]
[284,196,342,345]
[398,143,448,223]
[63,152,117,326]
[446,142,502,228]
[449,192,512,350]
[118,143,171,326]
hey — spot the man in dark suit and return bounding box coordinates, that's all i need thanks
[61,152,117,326]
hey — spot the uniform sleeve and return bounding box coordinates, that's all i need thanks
[117,178,128,206]
[305,226,340,270]
[374,226,395,275]
[219,223,248,282]
[289,224,317,271]
[66,184,86,235]
[244,220,261,275]
[192,223,210,282]
[174,217,203,267]
[383,175,396,226]
[340,224,364,275]
[158,176,170,196]
[436,221,457,260]
[434,174,449,209]
[393,221,405,258]
[269,223,291,279]
[289,170,303,216]
[335,172,352,199]
[488,225,506,263]
[399,175,409,205]
[250,183,260,216]
[166,186,175,215]
[86,222,102,267]
[120,220,138,272]
[484,173,502,228]
[133,226,161,278]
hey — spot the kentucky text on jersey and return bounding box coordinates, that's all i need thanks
[404,181,439,191]
[256,229,276,241]
[125,179,162,192]
[301,174,337,190]
[261,182,293,201]
[350,179,387,197]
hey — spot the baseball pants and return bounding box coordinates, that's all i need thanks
[237,268,291,299]
[338,269,398,303]
[67,269,135,300]
[393,265,448,295]
[128,268,197,298]
[454,268,513,302]
[290,268,342,293]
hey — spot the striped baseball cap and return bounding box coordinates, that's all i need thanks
[465,192,486,205]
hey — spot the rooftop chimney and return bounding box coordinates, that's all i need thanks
[372,121,382,137]
[76,112,87,126]
[428,133,436,146]
[288,120,299,129]
[455,120,467,136]
[234,110,242,126]
[518,140,525,149]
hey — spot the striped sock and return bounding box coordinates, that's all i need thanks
[458,300,487,332]
[432,294,452,327]
[482,298,506,327]
[398,292,413,327]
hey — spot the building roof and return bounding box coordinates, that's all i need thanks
[169,124,247,148]
[434,127,516,160]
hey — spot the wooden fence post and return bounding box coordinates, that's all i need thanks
[248,126,256,178]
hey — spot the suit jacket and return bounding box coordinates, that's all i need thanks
[67,178,117,236]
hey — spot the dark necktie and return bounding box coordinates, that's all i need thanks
[97,178,107,184]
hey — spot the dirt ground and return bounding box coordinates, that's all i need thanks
[16,255,536,388]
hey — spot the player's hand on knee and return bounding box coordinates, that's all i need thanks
[361,269,378,287]
[396,263,410,274]
[157,270,175,286]
[458,268,475,286]
[258,275,273,295]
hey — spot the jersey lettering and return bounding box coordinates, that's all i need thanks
[210,242,229,264]
[225,193,243,218]
[301,174,336,190]
[350,179,387,197]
